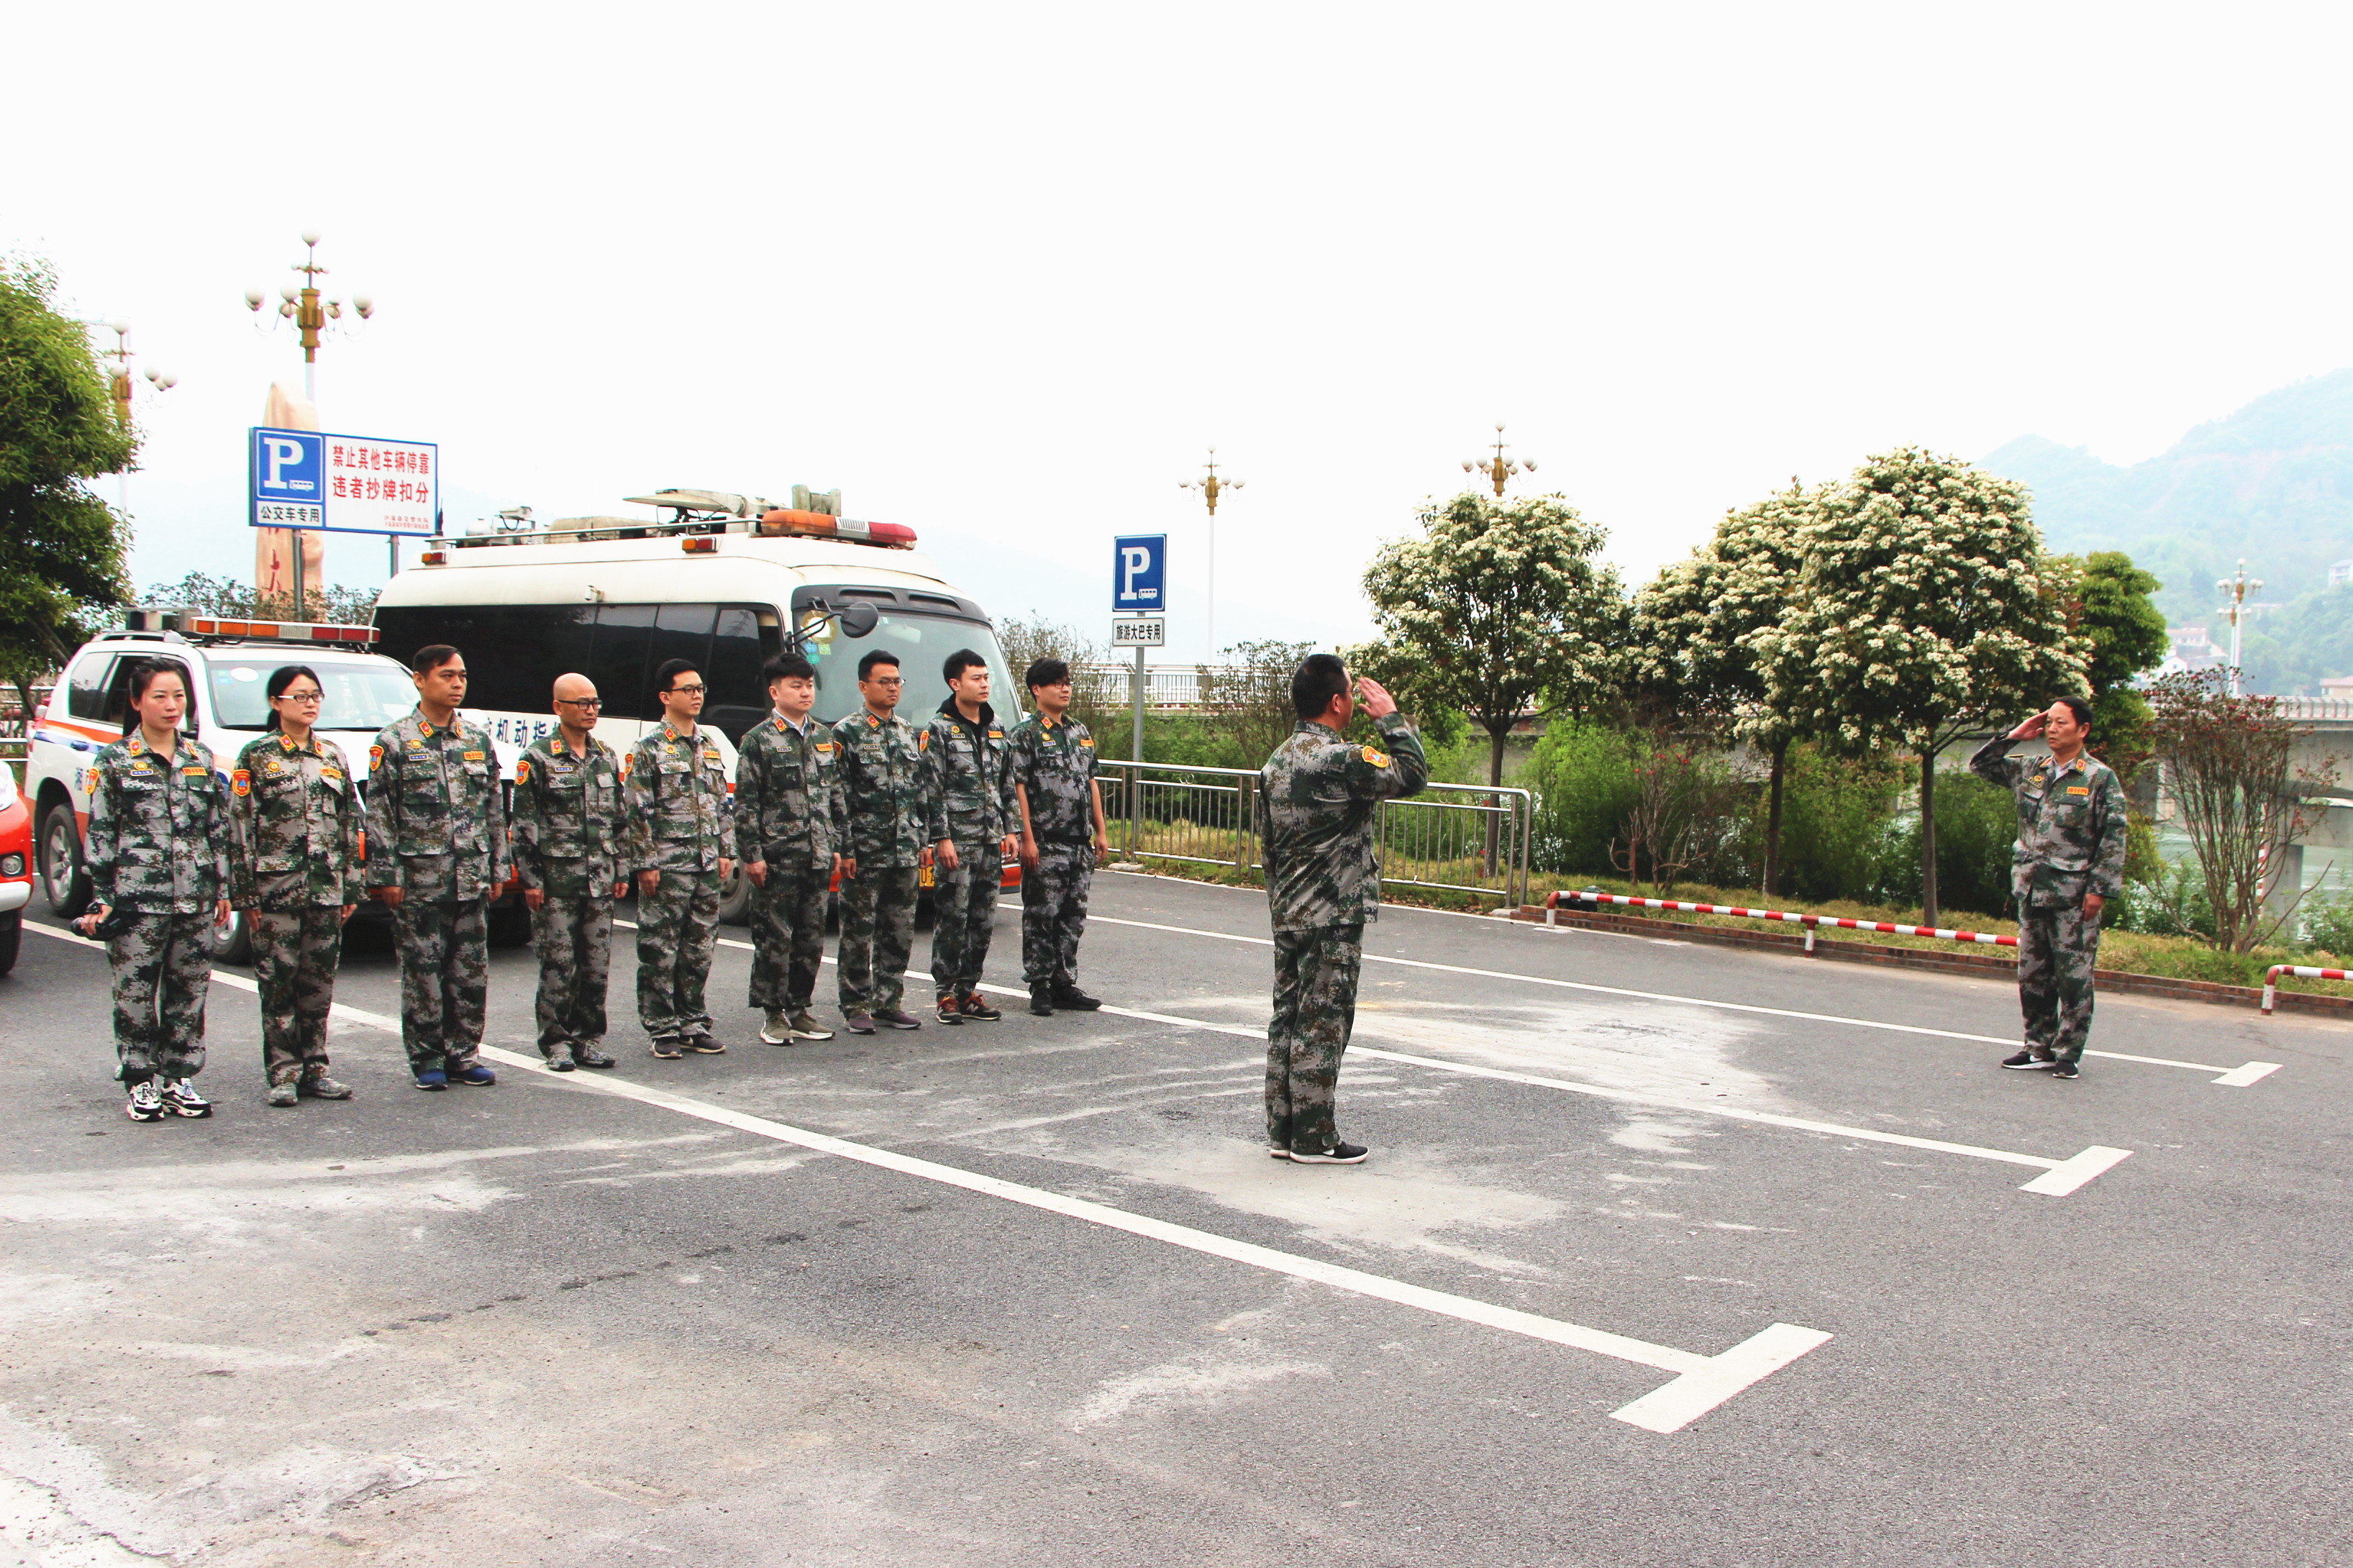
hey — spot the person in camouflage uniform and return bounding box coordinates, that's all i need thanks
[1009,657,1110,1016]
[365,645,509,1090]
[735,652,842,1045]
[1257,655,1427,1163]
[511,673,627,1070]
[921,649,1019,1024]
[76,660,232,1122]
[625,658,736,1057]
[1970,696,2129,1079]
[829,648,937,1032]
[227,665,363,1106]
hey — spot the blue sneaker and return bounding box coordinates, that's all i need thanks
[454,1065,497,1087]
[412,1070,448,1091]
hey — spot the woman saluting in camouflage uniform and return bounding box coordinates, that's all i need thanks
[74,660,232,1123]
[227,665,363,1107]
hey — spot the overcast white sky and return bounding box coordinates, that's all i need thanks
[12,1,2353,660]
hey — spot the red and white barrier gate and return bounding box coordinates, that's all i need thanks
[2262,965,2349,1015]
[1544,890,2019,954]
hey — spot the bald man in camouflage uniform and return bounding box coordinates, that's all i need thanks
[511,674,627,1070]
[1259,655,1427,1164]
[1971,697,2129,1080]
[366,647,509,1090]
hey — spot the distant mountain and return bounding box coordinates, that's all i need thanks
[1983,370,2353,625]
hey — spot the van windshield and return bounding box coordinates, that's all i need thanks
[806,611,1021,729]
[206,658,417,733]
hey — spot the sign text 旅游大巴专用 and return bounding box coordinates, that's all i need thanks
[1113,534,1168,612]
[249,426,440,537]
[1111,619,1165,646]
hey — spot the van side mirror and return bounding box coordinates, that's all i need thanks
[837,601,880,638]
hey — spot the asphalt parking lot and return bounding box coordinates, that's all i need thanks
[3,871,2349,1567]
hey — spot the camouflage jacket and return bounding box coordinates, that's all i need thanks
[919,698,1016,845]
[83,732,231,914]
[624,720,736,875]
[227,731,363,910]
[732,712,837,870]
[1968,734,2129,908]
[363,708,510,899]
[1258,713,1429,931]
[829,707,936,869]
[511,732,627,898]
[1007,712,1098,845]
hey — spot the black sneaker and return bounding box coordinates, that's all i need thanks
[1291,1141,1368,1165]
[1029,988,1055,1017]
[2001,1049,2058,1070]
[1050,985,1102,1011]
[958,995,1002,1022]
[2051,1060,2080,1080]
[683,1032,726,1054]
[160,1077,214,1118]
[545,1056,577,1072]
[842,1013,877,1036]
[875,1009,923,1030]
[573,1044,616,1069]
[935,995,965,1026]
[650,1036,685,1059]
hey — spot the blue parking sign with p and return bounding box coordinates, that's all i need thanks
[251,427,324,501]
[1114,534,1168,611]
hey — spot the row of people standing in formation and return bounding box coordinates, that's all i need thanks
[75,643,1113,1118]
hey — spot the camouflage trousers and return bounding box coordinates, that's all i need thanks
[637,868,721,1039]
[1266,922,1363,1155]
[747,860,829,1013]
[2019,902,2101,1062]
[1020,842,1093,988]
[929,839,1003,997]
[106,911,214,1080]
[250,906,342,1085]
[533,893,611,1057]
[837,865,919,1014]
[394,896,488,1072]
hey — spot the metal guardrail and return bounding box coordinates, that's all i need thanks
[1101,760,1533,907]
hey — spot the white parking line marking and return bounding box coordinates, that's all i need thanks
[1074,912,2276,1084]
[25,920,2132,1191]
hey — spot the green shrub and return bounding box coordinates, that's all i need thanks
[1525,723,1642,875]
[1761,744,1908,905]
[1880,771,2019,919]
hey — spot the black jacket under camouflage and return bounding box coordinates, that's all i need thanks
[84,731,230,914]
[1967,734,2129,908]
[1258,712,1429,931]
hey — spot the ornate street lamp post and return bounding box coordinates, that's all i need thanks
[1179,447,1244,663]
[2216,560,2265,698]
[1463,424,1535,497]
[245,231,378,603]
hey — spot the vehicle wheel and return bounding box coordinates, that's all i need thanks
[0,912,19,976]
[716,862,752,926]
[39,803,91,918]
[210,906,255,965]
[488,898,534,949]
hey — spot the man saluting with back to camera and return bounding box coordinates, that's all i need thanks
[1970,695,2127,1080]
[1260,655,1427,1164]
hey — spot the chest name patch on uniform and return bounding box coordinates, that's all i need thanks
[988,730,1003,739]
[182,765,207,776]
[1079,738,1094,749]
[463,751,486,762]
[1362,746,1391,767]
[815,742,834,754]
[2066,785,2090,796]
[320,768,342,783]
[231,770,251,796]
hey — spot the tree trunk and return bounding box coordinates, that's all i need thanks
[1919,747,1939,927]
[1483,723,1508,876]
[1762,737,1788,899]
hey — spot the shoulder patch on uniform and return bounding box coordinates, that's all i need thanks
[231,770,251,796]
[919,732,929,750]
[515,758,531,783]
[1362,745,1391,767]
[369,744,385,767]
[83,765,99,793]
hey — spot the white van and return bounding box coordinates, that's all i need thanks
[369,491,1026,921]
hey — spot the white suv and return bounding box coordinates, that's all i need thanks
[25,612,531,961]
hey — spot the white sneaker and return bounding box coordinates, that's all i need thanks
[760,1010,792,1046]
[125,1081,165,1122]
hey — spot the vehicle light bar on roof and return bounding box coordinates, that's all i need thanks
[183,616,381,644]
[759,509,917,549]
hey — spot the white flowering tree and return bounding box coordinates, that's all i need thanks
[1747,448,2087,924]
[1357,491,1625,790]
[1629,483,1813,893]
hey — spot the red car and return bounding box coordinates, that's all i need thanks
[0,760,32,975]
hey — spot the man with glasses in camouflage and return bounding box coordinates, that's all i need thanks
[624,659,735,1059]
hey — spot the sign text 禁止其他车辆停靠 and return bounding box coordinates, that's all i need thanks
[250,426,440,537]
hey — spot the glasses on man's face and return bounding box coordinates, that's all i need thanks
[279,690,324,705]
[557,697,604,709]
[870,676,904,687]
[668,684,706,697]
